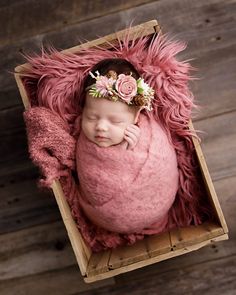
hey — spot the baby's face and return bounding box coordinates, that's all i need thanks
[81,93,137,147]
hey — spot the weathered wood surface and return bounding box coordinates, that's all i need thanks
[1,0,236,294]
[1,0,154,47]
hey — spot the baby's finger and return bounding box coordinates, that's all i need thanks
[124,129,138,143]
[126,124,140,132]
[126,125,140,137]
[125,131,140,145]
[124,135,135,150]
[124,132,138,150]
[120,139,129,150]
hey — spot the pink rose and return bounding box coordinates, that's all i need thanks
[115,74,137,102]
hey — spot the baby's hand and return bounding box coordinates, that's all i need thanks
[124,124,141,150]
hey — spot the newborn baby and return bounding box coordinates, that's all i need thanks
[81,91,142,150]
[75,62,179,235]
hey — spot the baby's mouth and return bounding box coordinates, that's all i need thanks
[95,135,109,141]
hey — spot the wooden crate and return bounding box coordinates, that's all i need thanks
[14,19,228,283]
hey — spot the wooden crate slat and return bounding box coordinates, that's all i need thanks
[169,221,225,250]
[14,20,159,73]
[62,19,159,54]
[51,180,91,276]
[108,239,150,270]
[84,231,229,283]
[14,71,31,110]
[86,249,112,277]
[189,121,228,234]
[146,231,172,258]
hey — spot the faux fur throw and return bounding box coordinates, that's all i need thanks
[76,113,179,234]
[20,27,213,252]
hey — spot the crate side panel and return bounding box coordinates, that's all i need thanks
[62,20,159,54]
[169,221,225,250]
[51,180,91,276]
[189,121,228,233]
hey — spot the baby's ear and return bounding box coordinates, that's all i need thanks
[134,106,144,124]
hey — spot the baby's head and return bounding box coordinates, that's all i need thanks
[80,58,153,147]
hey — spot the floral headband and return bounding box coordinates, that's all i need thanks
[85,70,155,111]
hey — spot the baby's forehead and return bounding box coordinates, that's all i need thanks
[85,93,134,115]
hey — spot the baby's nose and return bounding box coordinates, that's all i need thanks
[95,120,108,131]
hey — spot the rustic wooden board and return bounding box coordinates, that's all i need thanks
[86,250,112,277]
[0,158,38,186]
[108,239,150,270]
[115,239,236,284]
[169,222,224,250]
[0,265,115,295]
[112,254,236,295]
[107,232,172,272]
[1,0,154,46]
[51,180,91,276]
[214,175,236,238]
[194,111,236,181]
[0,221,76,280]
[0,178,60,234]
[146,231,172,258]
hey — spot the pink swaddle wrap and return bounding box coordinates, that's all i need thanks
[76,113,179,234]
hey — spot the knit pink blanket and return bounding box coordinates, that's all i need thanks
[76,113,179,234]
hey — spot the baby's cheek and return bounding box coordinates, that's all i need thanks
[112,125,126,140]
[81,121,93,139]
[81,121,87,134]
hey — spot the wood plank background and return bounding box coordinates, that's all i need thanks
[1,0,236,294]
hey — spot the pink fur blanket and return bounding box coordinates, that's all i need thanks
[20,26,213,252]
[76,113,179,234]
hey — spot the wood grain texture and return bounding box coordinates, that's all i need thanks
[0,221,75,280]
[87,250,112,277]
[1,0,236,293]
[169,222,224,250]
[78,255,236,295]
[0,265,115,295]
[0,178,60,234]
[1,0,154,46]
[194,111,236,181]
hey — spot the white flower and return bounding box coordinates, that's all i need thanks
[137,78,151,96]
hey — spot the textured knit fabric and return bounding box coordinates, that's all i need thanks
[76,112,179,234]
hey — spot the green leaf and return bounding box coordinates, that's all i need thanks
[137,87,143,94]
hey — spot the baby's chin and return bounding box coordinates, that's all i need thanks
[95,141,112,148]
[94,139,123,148]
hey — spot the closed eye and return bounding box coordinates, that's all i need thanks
[111,120,123,124]
[87,116,97,120]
